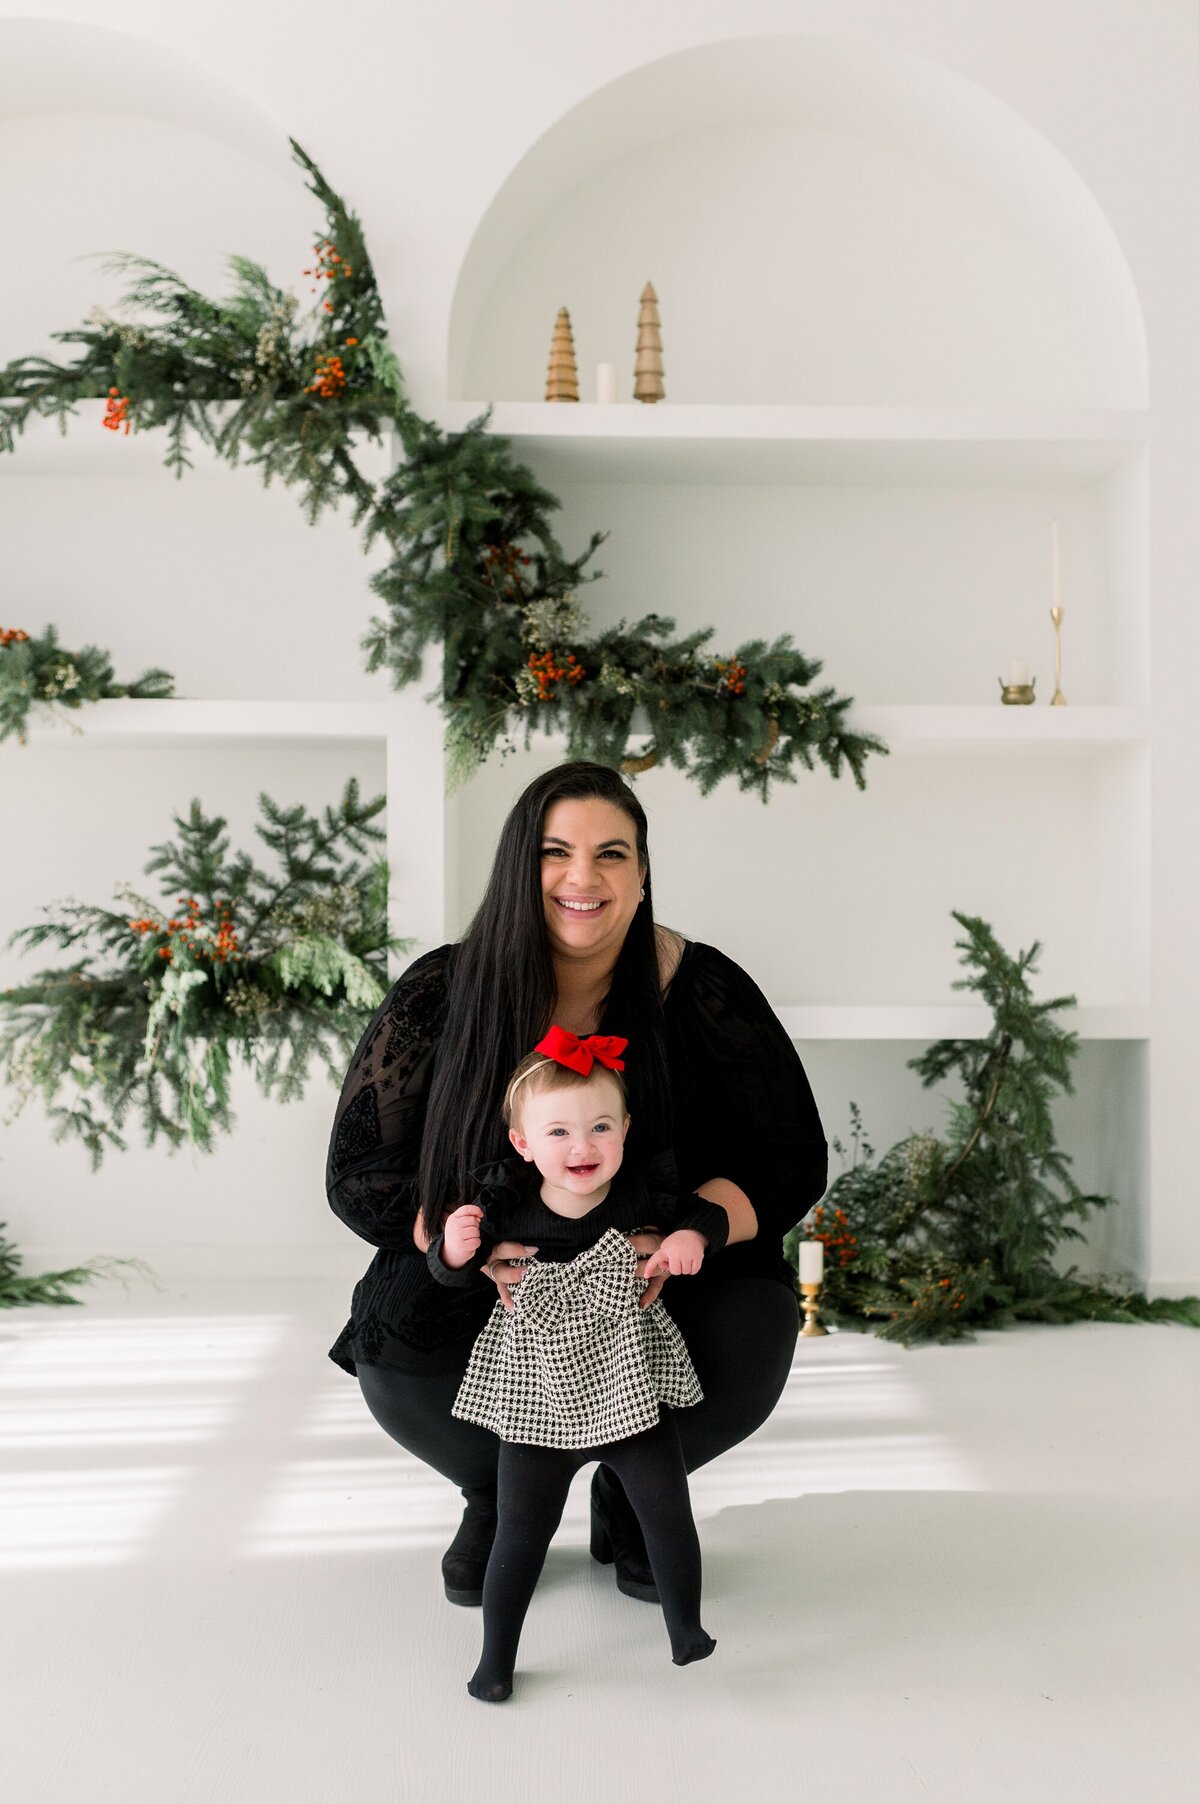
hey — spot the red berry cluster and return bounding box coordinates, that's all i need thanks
[481,542,531,591]
[528,650,585,700]
[809,1204,858,1268]
[102,388,130,434]
[713,657,747,696]
[1,628,31,648]
[129,898,241,966]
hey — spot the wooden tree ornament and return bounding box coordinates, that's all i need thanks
[633,281,664,403]
[545,306,579,402]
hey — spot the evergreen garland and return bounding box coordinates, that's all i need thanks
[0,624,174,744]
[0,781,401,1165]
[785,913,1200,1345]
[0,142,885,798]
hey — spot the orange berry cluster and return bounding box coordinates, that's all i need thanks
[713,657,748,696]
[809,1204,858,1268]
[528,649,585,700]
[303,242,354,285]
[129,898,240,966]
[304,242,354,313]
[1,628,31,648]
[102,388,130,434]
[306,353,346,398]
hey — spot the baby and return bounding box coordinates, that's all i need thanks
[429,1027,724,1702]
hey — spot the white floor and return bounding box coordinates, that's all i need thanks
[1,1276,1196,1804]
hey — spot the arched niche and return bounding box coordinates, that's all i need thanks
[448,35,1148,408]
[0,20,308,361]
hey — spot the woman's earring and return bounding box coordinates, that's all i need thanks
[639,888,645,901]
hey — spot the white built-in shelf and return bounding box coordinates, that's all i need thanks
[22,698,392,743]
[2,402,395,480]
[17,699,1149,760]
[774,1004,1149,1041]
[850,704,1149,750]
[524,705,1148,760]
[435,403,1148,484]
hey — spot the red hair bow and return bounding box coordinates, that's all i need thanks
[535,1025,627,1076]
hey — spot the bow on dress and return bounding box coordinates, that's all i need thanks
[512,1230,639,1335]
[535,1026,627,1076]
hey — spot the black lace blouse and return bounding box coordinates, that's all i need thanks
[325,940,828,1375]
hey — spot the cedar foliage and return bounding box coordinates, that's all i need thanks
[0,782,402,1164]
[0,1224,150,1308]
[0,142,884,798]
[785,913,1200,1345]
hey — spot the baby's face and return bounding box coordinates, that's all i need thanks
[509,1071,629,1199]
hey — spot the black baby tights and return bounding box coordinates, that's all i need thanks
[468,1410,715,1702]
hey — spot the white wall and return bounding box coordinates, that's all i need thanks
[2,1,1198,1290]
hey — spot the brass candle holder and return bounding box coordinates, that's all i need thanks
[799,1281,829,1336]
[999,678,1036,706]
[1050,606,1067,706]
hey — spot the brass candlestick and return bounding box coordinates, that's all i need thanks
[1050,606,1067,706]
[999,678,1036,706]
[799,1281,829,1336]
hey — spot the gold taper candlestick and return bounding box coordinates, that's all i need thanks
[800,1281,829,1336]
[1050,606,1067,706]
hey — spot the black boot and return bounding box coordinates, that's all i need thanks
[441,1483,497,1606]
[589,1465,660,1603]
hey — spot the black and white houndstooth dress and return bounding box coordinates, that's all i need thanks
[451,1226,703,1449]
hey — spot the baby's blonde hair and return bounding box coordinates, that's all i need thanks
[503,1052,628,1130]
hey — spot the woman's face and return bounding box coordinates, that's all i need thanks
[539,795,647,966]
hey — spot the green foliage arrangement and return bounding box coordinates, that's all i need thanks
[0,1223,150,1308]
[785,913,1200,1346]
[0,623,174,744]
[0,781,401,1165]
[0,143,885,798]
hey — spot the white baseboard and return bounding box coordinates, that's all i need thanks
[10,1243,371,1287]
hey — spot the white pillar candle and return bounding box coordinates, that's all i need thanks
[1008,660,1030,686]
[1052,517,1061,609]
[595,362,618,404]
[798,1239,824,1284]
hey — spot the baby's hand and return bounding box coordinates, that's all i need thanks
[642,1228,706,1279]
[442,1204,484,1269]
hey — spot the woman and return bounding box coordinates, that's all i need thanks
[326,760,827,1605]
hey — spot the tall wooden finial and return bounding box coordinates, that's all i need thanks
[633,281,664,403]
[545,306,579,402]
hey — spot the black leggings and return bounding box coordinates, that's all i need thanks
[356,1277,799,1489]
[470,1411,713,1698]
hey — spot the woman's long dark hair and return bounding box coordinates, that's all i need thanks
[418,762,673,1236]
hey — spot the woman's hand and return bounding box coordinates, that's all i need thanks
[483,1241,539,1314]
[626,1230,666,1310]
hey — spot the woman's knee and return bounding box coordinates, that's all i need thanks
[357,1362,499,1491]
[664,1279,799,1471]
